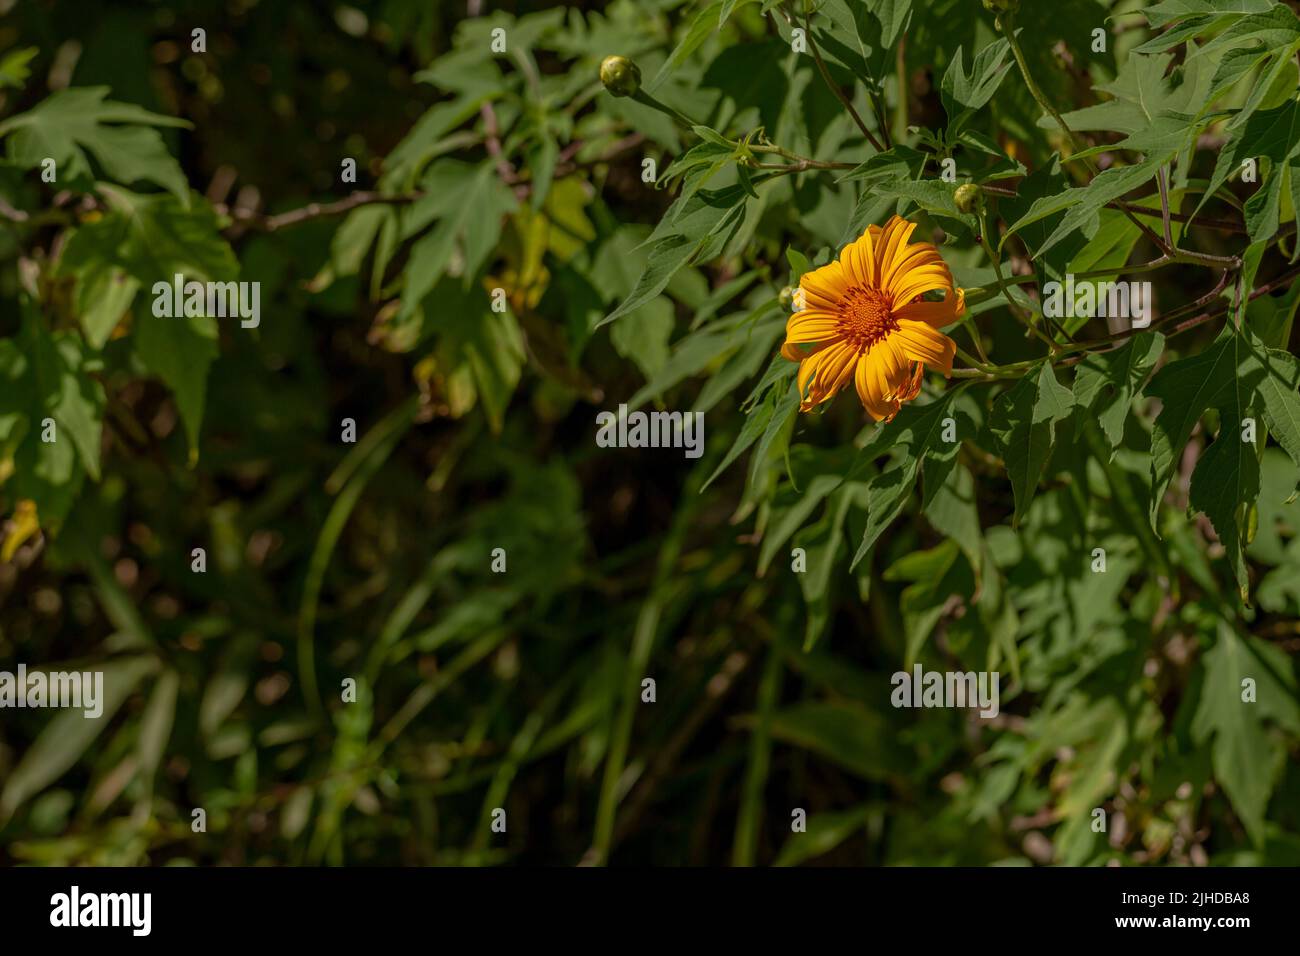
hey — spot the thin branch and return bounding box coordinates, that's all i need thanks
[228,191,421,232]
[959,265,1299,379]
[1112,200,1248,235]
[800,11,885,152]
[978,206,1058,353]
[1157,165,1174,247]
[997,11,1184,255]
[479,101,517,183]
[0,196,30,222]
[751,159,856,172]
[225,133,644,235]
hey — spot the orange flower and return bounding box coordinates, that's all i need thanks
[781,215,965,422]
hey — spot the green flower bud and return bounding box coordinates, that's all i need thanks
[954,183,982,214]
[982,0,1019,13]
[600,55,641,98]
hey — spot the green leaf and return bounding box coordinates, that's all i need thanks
[719,0,759,27]
[381,98,490,191]
[1047,51,1207,136]
[694,304,785,413]
[59,188,235,457]
[659,140,732,192]
[941,38,1012,128]
[746,379,801,495]
[0,87,190,203]
[76,268,140,350]
[0,656,158,821]
[600,183,749,328]
[757,456,847,571]
[21,309,105,483]
[849,388,966,570]
[437,297,528,435]
[998,160,1088,286]
[818,0,912,83]
[648,2,725,93]
[865,0,914,51]
[1009,161,1167,258]
[0,47,37,90]
[988,363,1074,527]
[868,178,977,232]
[884,538,975,668]
[774,804,875,866]
[1072,330,1165,454]
[135,308,219,461]
[1191,622,1300,845]
[764,701,907,781]
[1197,100,1300,243]
[704,377,791,493]
[1142,1,1272,30]
[610,296,674,381]
[1202,5,1300,56]
[1254,339,1300,481]
[136,669,179,800]
[924,461,984,576]
[1146,325,1298,594]
[627,310,783,409]
[794,483,859,650]
[61,185,238,285]
[401,161,517,314]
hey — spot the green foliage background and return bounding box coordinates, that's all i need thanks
[1,0,1299,866]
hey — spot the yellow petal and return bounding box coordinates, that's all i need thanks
[854,349,893,421]
[893,320,956,375]
[839,226,877,289]
[865,345,906,421]
[889,265,955,308]
[882,242,944,292]
[800,259,850,311]
[875,216,918,283]
[782,309,846,361]
[784,309,842,342]
[893,288,965,328]
[798,341,857,410]
[2,499,40,563]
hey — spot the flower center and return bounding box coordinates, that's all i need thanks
[838,286,897,350]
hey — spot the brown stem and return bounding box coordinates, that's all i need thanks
[228,191,420,232]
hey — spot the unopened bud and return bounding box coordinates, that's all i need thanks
[954,183,982,214]
[982,0,1019,13]
[600,55,641,98]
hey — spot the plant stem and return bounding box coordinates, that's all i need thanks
[997,11,1169,248]
[631,88,700,130]
[752,160,856,172]
[748,143,856,170]
[1157,165,1174,248]
[979,206,1058,353]
[895,35,908,146]
[955,343,991,370]
[869,86,893,149]
[964,273,1037,305]
[802,11,885,151]
[998,13,1096,176]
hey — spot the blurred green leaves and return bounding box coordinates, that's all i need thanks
[1,0,1299,871]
